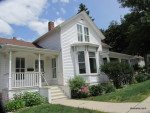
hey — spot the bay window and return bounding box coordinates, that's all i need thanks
[77,51,97,74]
[78,51,86,74]
[89,52,97,73]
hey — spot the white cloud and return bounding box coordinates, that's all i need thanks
[0,0,47,35]
[54,18,64,27]
[0,19,13,35]
[60,8,66,14]
[28,18,64,35]
[60,0,69,3]
[28,20,49,35]
[51,0,69,3]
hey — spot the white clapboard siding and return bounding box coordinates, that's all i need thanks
[37,31,61,51]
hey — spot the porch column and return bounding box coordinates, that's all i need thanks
[118,58,121,62]
[38,54,42,87]
[128,59,131,66]
[106,56,110,62]
[8,51,12,90]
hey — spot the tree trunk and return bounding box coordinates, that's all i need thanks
[144,54,148,71]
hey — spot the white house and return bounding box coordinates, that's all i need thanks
[0,11,136,103]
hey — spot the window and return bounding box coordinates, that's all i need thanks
[77,24,90,42]
[78,51,86,74]
[77,24,83,41]
[52,58,57,78]
[16,58,25,80]
[89,52,97,73]
[84,27,89,42]
[35,60,44,72]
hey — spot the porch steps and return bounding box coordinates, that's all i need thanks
[50,86,68,102]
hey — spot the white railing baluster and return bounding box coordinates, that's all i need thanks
[11,72,43,88]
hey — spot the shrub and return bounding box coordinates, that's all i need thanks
[89,85,105,96]
[134,74,147,83]
[101,62,134,88]
[68,76,88,98]
[102,83,116,93]
[77,86,90,98]
[13,92,47,106]
[4,99,25,112]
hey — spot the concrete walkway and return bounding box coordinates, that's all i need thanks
[52,97,150,113]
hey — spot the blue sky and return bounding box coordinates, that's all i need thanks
[0,0,130,42]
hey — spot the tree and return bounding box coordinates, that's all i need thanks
[101,62,134,88]
[77,3,94,21]
[103,21,129,53]
[117,0,150,70]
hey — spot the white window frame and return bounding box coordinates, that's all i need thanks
[77,51,86,75]
[77,24,90,42]
[88,51,97,74]
[15,57,25,80]
[52,58,57,78]
[35,60,44,72]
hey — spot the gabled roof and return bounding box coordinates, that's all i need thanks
[101,42,112,48]
[33,11,106,43]
[0,37,40,48]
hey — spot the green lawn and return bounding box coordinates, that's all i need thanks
[15,104,105,113]
[84,80,150,102]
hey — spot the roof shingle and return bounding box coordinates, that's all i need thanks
[0,37,39,48]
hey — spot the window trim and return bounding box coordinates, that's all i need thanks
[77,24,90,42]
[88,51,97,74]
[15,57,25,80]
[77,51,86,74]
[52,58,57,78]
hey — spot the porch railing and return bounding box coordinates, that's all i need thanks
[11,72,43,88]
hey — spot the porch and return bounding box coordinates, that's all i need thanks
[1,44,62,90]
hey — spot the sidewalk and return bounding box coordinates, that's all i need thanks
[52,97,150,113]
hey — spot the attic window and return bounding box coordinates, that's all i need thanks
[77,24,89,42]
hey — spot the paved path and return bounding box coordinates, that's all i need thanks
[52,97,150,113]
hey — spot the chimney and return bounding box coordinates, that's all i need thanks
[13,36,17,40]
[48,21,54,31]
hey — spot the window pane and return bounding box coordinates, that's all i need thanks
[79,63,86,74]
[89,58,97,73]
[16,58,20,68]
[85,35,89,42]
[77,24,82,33]
[78,34,83,41]
[89,52,95,57]
[78,51,85,62]
[84,27,89,35]
[21,69,25,72]
[16,69,20,72]
[21,58,25,68]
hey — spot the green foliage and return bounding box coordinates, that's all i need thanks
[4,99,25,112]
[102,83,116,93]
[13,92,47,106]
[68,76,88,98]
[84,80,150,102]
[16,104,104,113]
[5,92,47,112]
[77,86,90,98]
[134,74,146,83]
[77,3,94,21]
[89,85,105,96]
[101,62,134,88]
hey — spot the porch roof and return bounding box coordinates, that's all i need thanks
[100,51,133,59]
[0,44,59,55]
